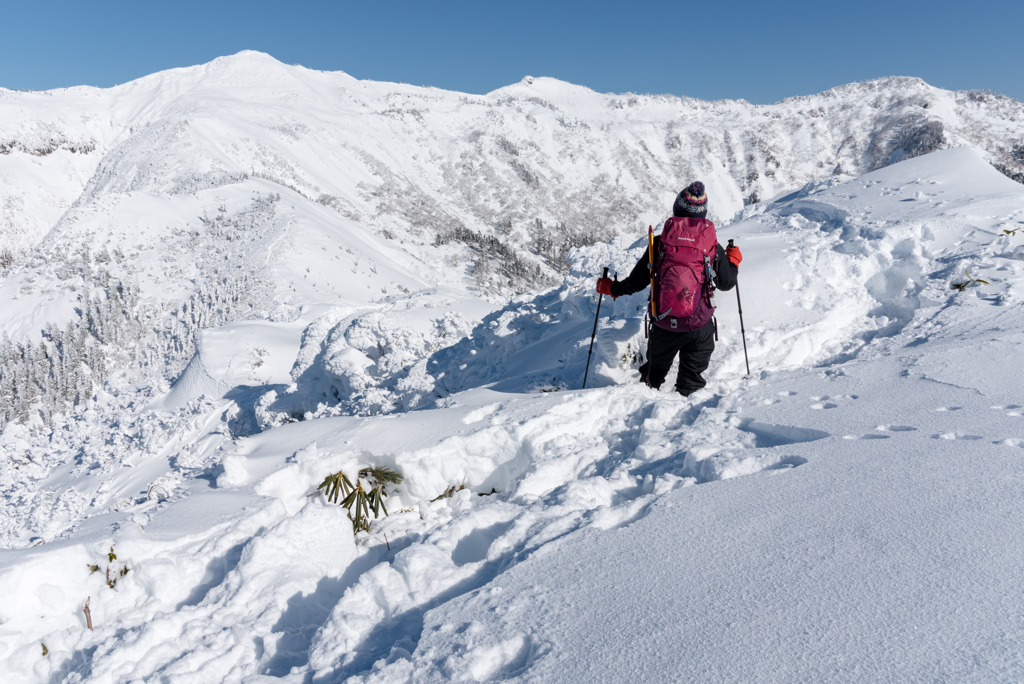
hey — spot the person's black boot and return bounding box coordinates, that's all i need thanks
[638,361,650,386]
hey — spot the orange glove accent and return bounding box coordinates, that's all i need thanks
[726,245,743,266]
[596,277,617,298]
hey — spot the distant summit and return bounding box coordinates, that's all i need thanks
[2,52,1023,270]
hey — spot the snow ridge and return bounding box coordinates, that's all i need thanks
[3,51,1023,269]
[2,53,1024,684]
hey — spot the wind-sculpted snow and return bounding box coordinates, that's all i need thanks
[283,148,1023,415]
[3,64,1024,682]
[4,52,1024,436]
[277,303,477,419]
[1,379,843,681]
[5,147,1021,550]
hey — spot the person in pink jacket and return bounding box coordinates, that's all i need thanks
[596,182,742,395]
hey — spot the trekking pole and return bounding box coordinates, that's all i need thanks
[582,267,609,389]
[647,225,657,317]
[728,239,751,376]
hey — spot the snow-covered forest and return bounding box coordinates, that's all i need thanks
[2,52,1024,682]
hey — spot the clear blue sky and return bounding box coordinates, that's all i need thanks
[2,0,1022,103]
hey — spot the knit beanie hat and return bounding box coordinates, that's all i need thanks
[673,181,708,218]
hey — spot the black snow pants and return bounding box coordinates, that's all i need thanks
[638,319,716,396]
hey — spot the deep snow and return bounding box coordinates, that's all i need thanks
[1,54,1024,683]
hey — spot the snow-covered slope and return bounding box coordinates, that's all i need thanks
[3,52,1024,429]
[3,50,1024,272]
[2,141,1023,682]
[3,51,1024,682]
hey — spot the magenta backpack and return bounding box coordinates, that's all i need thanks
[650,217,718,332]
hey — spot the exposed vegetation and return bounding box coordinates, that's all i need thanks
[317,466,404,533]
[951,269,990,292]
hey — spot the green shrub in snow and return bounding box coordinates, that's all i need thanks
[317,466,403,533]
[951,269,990,292]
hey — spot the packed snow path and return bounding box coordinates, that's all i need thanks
[353,358,1024,684]
[2,143,1024,683]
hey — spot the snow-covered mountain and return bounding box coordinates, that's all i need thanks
[3,51,1023,428]
[2,52,1024,683]
[3,50,1023,270]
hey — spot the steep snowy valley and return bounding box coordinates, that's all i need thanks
[2,53,1024,683]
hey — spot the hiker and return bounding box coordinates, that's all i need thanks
[596,181,742,396]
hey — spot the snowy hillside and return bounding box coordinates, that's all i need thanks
[3,52,1024,429]
[2,51,1024,682]
[2,140,1023,682]
[3,50,1024,272]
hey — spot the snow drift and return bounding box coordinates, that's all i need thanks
[2,52,1024,683]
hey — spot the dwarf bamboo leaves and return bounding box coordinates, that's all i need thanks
[317,466,403,533]
[951,269,991,292]
[318,470,355,504]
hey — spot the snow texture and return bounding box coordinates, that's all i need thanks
[2,52,1024,683]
